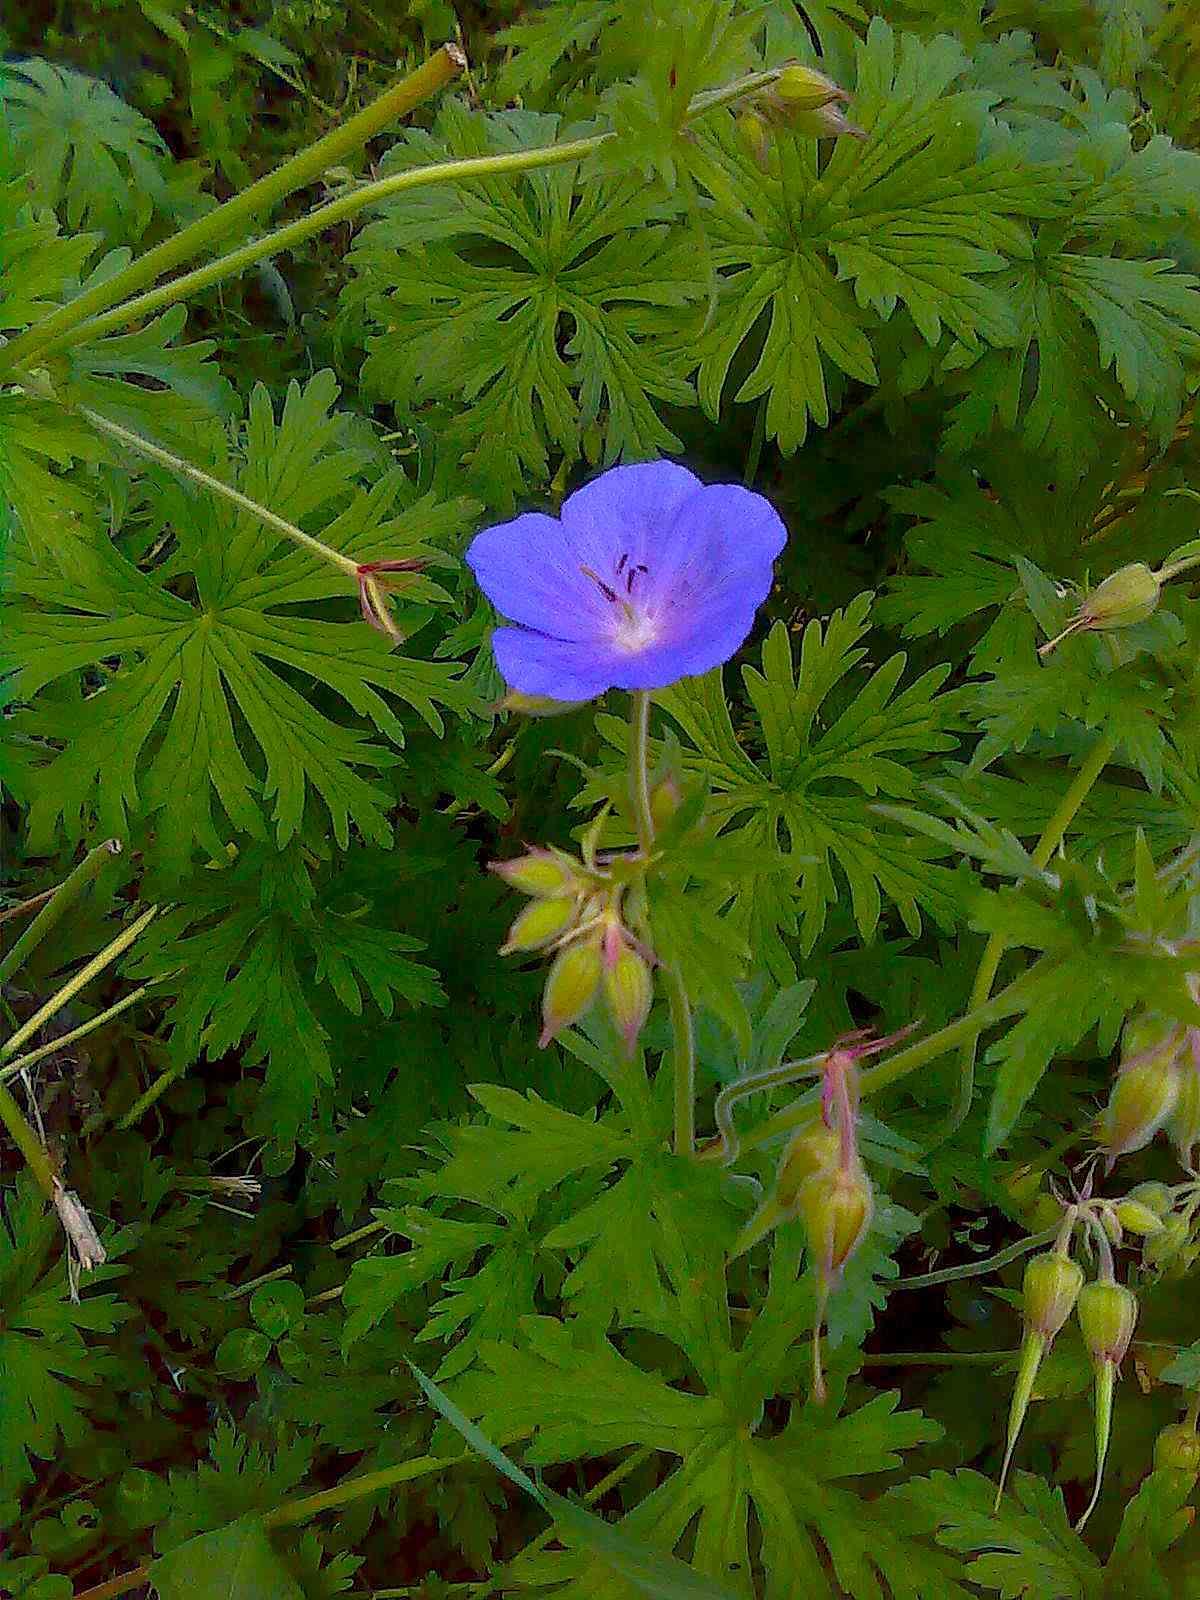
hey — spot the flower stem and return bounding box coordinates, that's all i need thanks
[628,690,695,1156]
[0,838,122,988]
[936,733,1117,1140]
[732,963,1044,1158]
[23,66,783,361]
[0,44,466,377]
[0,1082,58,1200]
[0,981,159,1084]
[71,404,360,578]
[629,690,655,857]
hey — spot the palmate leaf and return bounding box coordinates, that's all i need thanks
[653,603,961,969]
[465,1317,955,1600]
[3,371,475,874]
[0,1177,127,1496]
[124,842,444,1143]
[345,104,702,504]
[692,17,1066,451]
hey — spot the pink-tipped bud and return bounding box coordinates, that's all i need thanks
[1022,1252,1084,1341]
[602,944,654,1057]
[500,897,579,955]
[1077,1280,1139,1368]
[1098,1021,1183,1159]
[539,935,603,1048]
[490,849,582,898]
[1155,1422,1200,1476]
[797,1159,872,1278]
[775,1120,841,1211]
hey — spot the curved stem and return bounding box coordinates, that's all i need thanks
[937,733,1118,1141]
[0,45,466,376]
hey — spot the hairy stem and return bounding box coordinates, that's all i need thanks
[629,690,655,857]
[938,733,1117,1140]
[0,45,466,376]
[27,66,783,359]
[71,405,361,577]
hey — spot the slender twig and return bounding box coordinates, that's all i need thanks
[935,734,1117,1141]
[0,45,467,376]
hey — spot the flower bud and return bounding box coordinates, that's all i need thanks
[773,63,849,112]
[602,944,654,1057]
[1111,1198,1165,1236]
[491,848,583,898]
[1155,1422,1200,1476]
[1144,1214,1190,1271]
[1167,1058,1200,1170]
[539,935,603,1048]
[649,775,684,832]
[1022,1252,1085,1340]
[775,1120,841,1211]
[1127,1180,1174,1217]
[797,1159,872,1278]
[500,897,579,955]
[494,690,590,717]
[1039,563,1162,655]
[761,64,865,141]
[1077,1280,1139,1367]
[737,109,772,171]
[1098,1041,1182,1161]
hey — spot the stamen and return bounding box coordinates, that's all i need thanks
[580,564,619,604]
[616,552,628,575]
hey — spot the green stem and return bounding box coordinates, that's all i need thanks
[71,405,360,577]
[629,690,655,857]
[937,733,1118,1140]
[115,1055,189,1130]
[0,45,466,376]
[0,981,158,1083]
[222,1264,294,1301]
[892,1225,1059,1290]
[0,838,121,987]
[0,1082,58,1199]
[667,966,696,1158]
[859,1348,1017,1368]
[733,963,1044,1158]
[0,905,160,1063]
[29,65,782,359]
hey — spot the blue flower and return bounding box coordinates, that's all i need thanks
[466,462,787,701]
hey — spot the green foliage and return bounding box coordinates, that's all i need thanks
[4,1,1200,1596]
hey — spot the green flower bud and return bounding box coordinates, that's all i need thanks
[491,848,583,898]
[1166,1060,1200,1169]
[649,775,684,832]
[602,944,654,1057]
[539,935,603,1048]
[797,1159,872,1278]
[1144,1214,1190,1271]
[1154,1422,1200,1476]
[1039,563,1162,655]
[737,109,771,171]
[1111,1198,1165,1236]
[772,63,849,113]
[1098,1045,1181,1160]
[1022,1252,1085,1340]
[500,897,579,955]
[775,1120,841,1212]
[494,690,590,717]
[1127,1180,1174,1217]
[1077,1280,1139,1367]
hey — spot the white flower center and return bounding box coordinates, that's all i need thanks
[612,604,659,654]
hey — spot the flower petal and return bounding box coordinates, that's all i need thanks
[641,482,788,613]
[491,627,616,702]
[558,461,703,573]
[607,592,770,689]
[466,512,610,641]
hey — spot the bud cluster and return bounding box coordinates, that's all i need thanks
[737,62,866,170]
[1038,561,1163,656]
[491,845,655,1055]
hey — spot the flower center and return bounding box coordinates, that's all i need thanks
[581,555,659,654]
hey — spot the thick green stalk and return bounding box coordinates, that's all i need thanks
[0,45,466,376]
[0,838,121,987]
[30,65,783,359]
[938,732,1118,1139]
[0,1082,58,1200]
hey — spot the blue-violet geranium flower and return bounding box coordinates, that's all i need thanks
[466,461,787,701]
